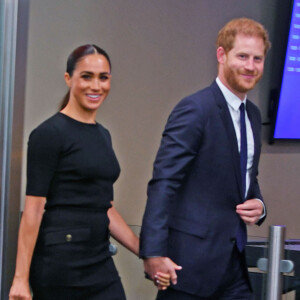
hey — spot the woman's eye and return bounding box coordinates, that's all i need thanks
[82,74,91,80]
[100,75,109,81]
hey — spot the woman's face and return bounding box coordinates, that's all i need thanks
[64,54,111,112]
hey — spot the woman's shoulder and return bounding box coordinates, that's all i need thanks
[96,122,109,133]
[29,113,64,140]
[95,122,113,142]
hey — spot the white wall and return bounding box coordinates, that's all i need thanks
[22,1,300,298]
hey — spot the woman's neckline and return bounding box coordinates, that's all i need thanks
[58,112,98,126]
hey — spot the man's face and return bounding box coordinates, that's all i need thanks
[217,34,265,99]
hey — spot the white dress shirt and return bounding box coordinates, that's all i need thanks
[216,78,265,218]
[216,77,254,198]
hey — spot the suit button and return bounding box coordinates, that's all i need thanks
[230,238,236,244]
[66,234,72,242]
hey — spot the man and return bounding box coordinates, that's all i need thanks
[140,18,270,299]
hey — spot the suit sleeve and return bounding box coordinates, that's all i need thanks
[247,104,266,225]
[140,96,204,257]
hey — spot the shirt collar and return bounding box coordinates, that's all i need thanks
[216,77,247,112]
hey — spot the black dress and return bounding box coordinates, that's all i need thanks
[28,113,126,300]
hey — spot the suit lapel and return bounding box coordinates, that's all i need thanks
[210,82,244,200]
[246,102,260,174]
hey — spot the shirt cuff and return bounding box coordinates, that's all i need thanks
[255,198,266,219]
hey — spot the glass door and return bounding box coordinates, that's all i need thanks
[0,0,18,297]
[0,0,28,298]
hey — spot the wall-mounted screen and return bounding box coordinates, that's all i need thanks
[272,0,300,140]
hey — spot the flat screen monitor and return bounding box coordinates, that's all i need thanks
[272,0,300,140]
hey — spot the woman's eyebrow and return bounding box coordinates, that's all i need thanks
[80,71,110,75]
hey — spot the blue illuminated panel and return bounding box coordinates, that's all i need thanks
[274,0,300,139]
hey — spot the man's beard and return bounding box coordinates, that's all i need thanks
[224,65,262,94]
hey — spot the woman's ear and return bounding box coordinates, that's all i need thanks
[64,72,71,88]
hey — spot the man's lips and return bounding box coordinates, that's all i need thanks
[240,73,257,81]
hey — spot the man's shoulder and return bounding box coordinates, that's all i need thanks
[246,99,260,111]
[246,99,262,117]
[177,81,220,109]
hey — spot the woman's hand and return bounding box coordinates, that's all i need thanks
[9,277,32,300]
[154,272,171,290]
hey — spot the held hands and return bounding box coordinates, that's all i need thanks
[9,277,32,300]
[153,272,171,290]
[236,198,264,225]
[144,257,182,290]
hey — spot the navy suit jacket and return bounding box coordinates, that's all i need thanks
[140,81,265,297]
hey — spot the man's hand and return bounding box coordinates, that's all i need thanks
[236,199,264,225]
[144,257,182,286]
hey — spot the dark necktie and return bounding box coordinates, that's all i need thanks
[239,103,247,197]
[236,102,247,252]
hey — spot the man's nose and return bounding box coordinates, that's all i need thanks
[245,59,255,71]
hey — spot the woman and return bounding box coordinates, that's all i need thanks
[9,44,170,300]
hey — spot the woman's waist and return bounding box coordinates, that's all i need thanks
[40,206,110,233]
[46,188,113,209]
[45,204,110,213]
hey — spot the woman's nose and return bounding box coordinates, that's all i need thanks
[91,79,101,90]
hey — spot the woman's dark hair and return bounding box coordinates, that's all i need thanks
[60,44,111,110]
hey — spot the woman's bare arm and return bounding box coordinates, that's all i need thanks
[9,196,46,300]
[107,201,139,256]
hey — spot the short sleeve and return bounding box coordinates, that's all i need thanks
[26,123,62,196]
